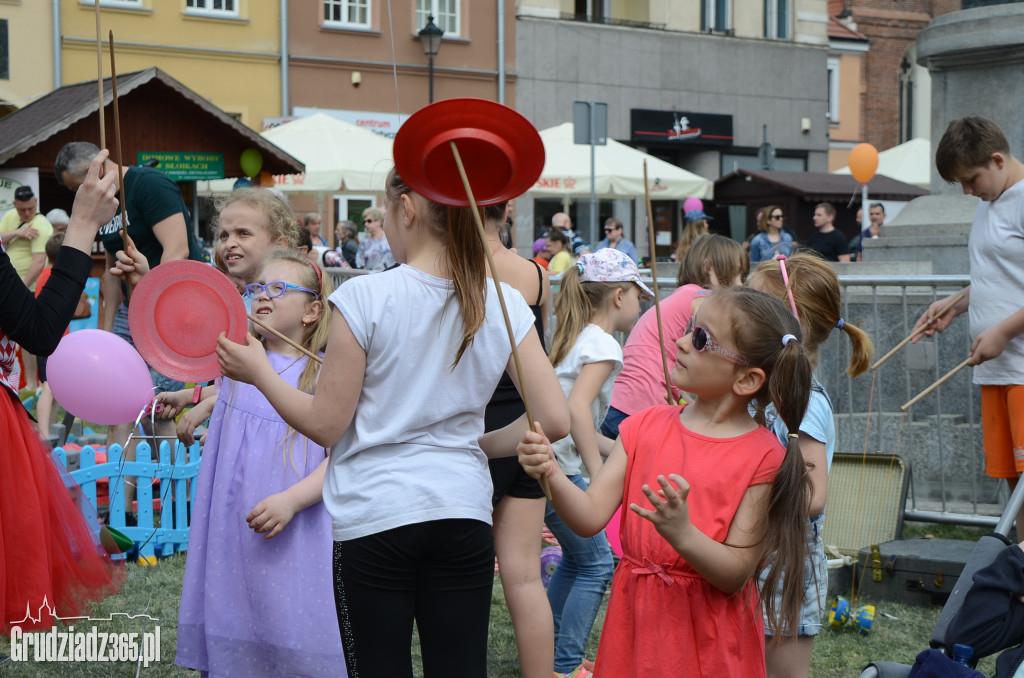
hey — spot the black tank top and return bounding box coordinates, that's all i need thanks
[484,260,546,432]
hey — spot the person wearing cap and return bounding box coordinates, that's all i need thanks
[543,247,652,678]
[805,202,851,263]
[595,217,638,263]
[0,186,54,292]
[531,236,551,270]
[675,208,711,264]
[45,208,70,235]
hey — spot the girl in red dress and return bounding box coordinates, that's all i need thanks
[518,287,814,678]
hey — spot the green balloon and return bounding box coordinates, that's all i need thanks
[239,148,263,178]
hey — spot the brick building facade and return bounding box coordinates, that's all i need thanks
[832,0,959,151]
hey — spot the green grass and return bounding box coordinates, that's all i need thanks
[901,520,992,542]
[0,536,998,677]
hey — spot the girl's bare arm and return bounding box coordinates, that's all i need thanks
[479,329,569,458]
[218,308,364,447]
[518,430,626,536]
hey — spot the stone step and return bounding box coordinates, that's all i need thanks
[834,412,971,427]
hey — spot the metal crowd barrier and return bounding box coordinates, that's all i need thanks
[325,266,997,527]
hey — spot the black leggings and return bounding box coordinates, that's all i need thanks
[333,519,494,678]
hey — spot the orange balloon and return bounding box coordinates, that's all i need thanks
[849,143,879,184]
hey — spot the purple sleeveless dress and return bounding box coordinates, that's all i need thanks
[176,352,344,677]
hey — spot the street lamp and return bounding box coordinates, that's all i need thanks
[417,14,444,103]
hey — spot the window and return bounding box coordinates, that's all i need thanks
[186,0,237,15]
[826,57,839,124]
[573,0,609,22]
[323,0,370,28]
[333,195,374,231]
[416,0,459,37]
[0,20,7,81]
[95,0,142,6]
[763,0,789,39]
[700,0,729,32]
[898,56,913,143]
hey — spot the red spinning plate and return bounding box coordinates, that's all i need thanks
[128,260,248,383]
[393,98,545,207]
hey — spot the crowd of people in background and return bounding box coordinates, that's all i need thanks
[516,198,885,282]
[17,114,1024,678]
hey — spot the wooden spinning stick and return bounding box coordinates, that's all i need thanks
[448,140,553,502]
[248,314,324,365]
[642,160,673,405]
[95,1,105,148]
[871,290,966,371]
[108,31,130,251]
[900,357,971,411]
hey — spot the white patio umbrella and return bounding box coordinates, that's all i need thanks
[530,122,713,199]
[198,112,394,193]
[835,138,930,189]
[261,113,393,191]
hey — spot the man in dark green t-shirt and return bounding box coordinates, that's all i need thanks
[55,141,205,519]
[55,142,204,331]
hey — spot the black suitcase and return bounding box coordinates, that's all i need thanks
[852,538,978,606]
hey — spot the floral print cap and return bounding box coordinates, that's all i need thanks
[577,248,654,299]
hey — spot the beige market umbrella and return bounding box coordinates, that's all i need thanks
[530,122,713,199]
[835,138,930,190]
[199,112,393,193]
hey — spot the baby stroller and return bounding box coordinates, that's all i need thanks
[860,480,1024,677]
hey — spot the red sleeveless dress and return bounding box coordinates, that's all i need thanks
[594,405,784,678]
[0,246,123,633]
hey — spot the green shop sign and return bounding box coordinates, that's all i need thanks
[137,152,225,181]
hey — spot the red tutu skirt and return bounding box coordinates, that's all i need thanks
[0,391,124,633]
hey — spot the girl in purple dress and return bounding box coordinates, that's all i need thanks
[176,250,344,677]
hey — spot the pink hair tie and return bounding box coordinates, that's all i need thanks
[775,254,799,320]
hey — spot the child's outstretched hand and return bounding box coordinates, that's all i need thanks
[217,332,269,384]
[517,424,556,480]
[109,233,150,287]
[176,397,215,446]
[155,389,190,419]
[176,408,204,447]
[630,474,692,550]
[247,493,299,540]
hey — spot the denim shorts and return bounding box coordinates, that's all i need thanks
[113,304,187,394]
[759,512,828,637]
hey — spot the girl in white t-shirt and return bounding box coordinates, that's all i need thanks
[216,169,568,678]
[545,248,653,677]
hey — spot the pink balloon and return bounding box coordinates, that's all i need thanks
[48,330,154,425]
[683,197,704,214]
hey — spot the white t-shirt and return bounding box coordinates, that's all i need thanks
[968,179,1024,384]
[551,324,623,476]
[324,264,535,541]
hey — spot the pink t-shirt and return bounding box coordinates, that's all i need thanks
[609,284,708,415]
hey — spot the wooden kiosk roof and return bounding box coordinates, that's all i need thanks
[0,67,302,177]
[713,169,928,242]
